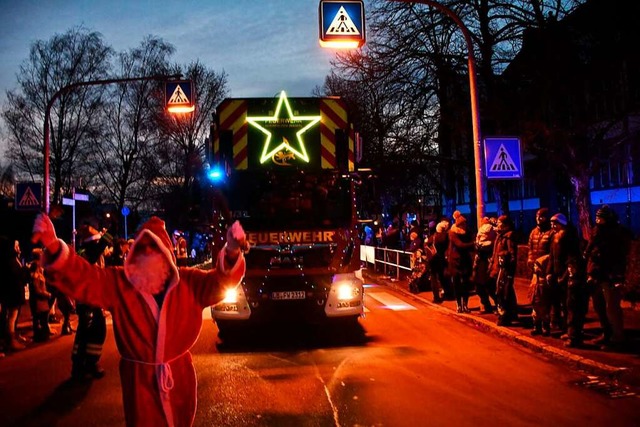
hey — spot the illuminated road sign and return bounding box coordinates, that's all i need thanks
[319,0,365,48]
[484,137,523,179]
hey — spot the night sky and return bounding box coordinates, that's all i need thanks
[0,0,335,102]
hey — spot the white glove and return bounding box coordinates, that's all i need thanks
[226,220,247,252]
[32,213,59,251]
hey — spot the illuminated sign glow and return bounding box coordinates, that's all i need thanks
[246,91,321,164]
[319,1,366,49]
[247,230,336,245]
[166,80,195,114]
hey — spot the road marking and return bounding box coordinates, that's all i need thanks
[367,292,417,311]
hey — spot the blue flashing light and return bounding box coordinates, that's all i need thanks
[207,165,226,184]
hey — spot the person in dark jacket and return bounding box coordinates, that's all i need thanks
[383,220,401,249]
[0,238,30,351]
[584,205,630,349]
[488,215,518,325]
[70,224,112,380]
[545,213,581,334]
[446,215,475,313]
[529,254,552,336]
[428,220,450,302]
[563,255,588,347]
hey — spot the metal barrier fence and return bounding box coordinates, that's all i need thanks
[360,245,413,281]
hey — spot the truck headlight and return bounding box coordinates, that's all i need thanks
[222,287,239,303]
[333,273,362,300]
[337,284,353,300]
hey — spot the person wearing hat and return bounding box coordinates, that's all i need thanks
[488,215,518,325]
[446,214,475,312]
[546,213,582,340]
[173,230,189,267]
[526,208,555,335]
[527,208,554,275]
[584,205,630,349]
[32,213,247,426]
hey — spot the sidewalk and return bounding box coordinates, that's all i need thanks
[363,268,640,389]
[0,304,77,357]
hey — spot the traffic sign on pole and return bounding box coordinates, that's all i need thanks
[121,206,130,240]
[484,137,523,179]
[319,0,366,48]
[166,80,195,113]
[15,182,42,212]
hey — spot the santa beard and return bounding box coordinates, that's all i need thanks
[128,251,172,295]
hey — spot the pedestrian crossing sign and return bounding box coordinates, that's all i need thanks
[484,137,523,179]
[165,80,195,113]
[15,182,42,212]
[319,0,365,48]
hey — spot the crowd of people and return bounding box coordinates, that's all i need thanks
[0,223,207,362]
[0,207,634,424]
[368,205,632,350]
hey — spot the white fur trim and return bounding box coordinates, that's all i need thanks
[125,229,180,292]
[44,238,70,271]
[226,221,246,251]
[217,244,246,277]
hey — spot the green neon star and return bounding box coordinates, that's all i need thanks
[246,91,321,164]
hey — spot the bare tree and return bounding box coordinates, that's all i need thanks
[321,1,457,216]
[89,36,175,216]
[0,161,15,199]
[1,26,113,206]
[321,0,586,220]
[154,61,229,229]
[500,0,640,237]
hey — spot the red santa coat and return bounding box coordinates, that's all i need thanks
[43,217,245,427]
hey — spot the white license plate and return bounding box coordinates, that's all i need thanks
[272,291,306,300]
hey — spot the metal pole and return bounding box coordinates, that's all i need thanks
[396,252,400,280]
[43,74,182,213]
[71,186,76,249]
[389,0,485,224]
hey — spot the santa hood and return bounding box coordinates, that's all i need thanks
[124,216,180,292]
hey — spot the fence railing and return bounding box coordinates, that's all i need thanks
[360,245,414,281]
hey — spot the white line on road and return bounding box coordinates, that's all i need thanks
[366,292,417,311]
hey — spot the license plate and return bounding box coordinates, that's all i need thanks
[272,291,306,300]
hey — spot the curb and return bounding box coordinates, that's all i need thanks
[364,271,628,380]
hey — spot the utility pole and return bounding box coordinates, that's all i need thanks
[388,0,485,224]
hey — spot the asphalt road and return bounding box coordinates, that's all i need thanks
[1,283,638,426]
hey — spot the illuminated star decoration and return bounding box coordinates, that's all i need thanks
[246,91,321,164]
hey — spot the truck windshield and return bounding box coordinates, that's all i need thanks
[218,170,352,230]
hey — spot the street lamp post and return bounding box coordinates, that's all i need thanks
[389,0,485,224]
[43,74,182,213]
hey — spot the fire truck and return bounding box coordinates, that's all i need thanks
[208,91,364,335]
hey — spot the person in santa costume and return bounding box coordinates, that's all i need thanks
[32,214,246,427]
